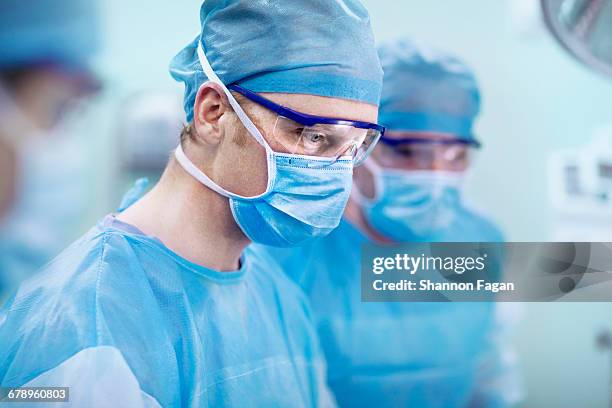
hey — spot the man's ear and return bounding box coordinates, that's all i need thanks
[192,82,231,145]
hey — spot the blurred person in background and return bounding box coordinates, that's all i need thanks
[0,0,386,406]
[254,40,523,407]
[0,0,100,301]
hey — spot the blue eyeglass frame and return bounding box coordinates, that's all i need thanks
[380,135,482,149]
[228,84,386,134]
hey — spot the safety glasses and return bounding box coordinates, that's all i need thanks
[378,135,481,171]
[228,84,385,166]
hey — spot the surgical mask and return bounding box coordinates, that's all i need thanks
[173,42,354,247]
[353,159,465,241]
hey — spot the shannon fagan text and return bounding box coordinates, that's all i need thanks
[372,279,514,293]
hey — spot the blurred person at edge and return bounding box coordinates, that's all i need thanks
[0,0,100,300]
[253,40,524,408]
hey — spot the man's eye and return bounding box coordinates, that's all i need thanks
[304,132,327,144]
[398,146,417,157]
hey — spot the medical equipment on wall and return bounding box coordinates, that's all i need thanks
[549,126,612,240]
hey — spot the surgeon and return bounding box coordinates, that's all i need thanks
[254,40,523,407]
[0,0,100,299]
[0,0,385,406]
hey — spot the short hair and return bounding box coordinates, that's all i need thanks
[179,123,195,145]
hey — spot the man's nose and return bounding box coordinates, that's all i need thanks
[430,155,447,171]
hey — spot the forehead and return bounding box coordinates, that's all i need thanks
[383,130,460,142]
[258,92,378,123]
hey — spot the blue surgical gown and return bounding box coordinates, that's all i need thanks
[252,216,522,408]
[0,215,335,407]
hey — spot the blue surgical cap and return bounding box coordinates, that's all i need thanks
[378,40,481,142]
[170,0,383,122]
[0,0,99,72]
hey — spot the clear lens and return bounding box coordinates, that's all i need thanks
[272,116,381,165]
[353,128,382,166]
[378,141,475,171]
